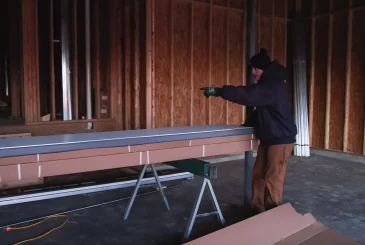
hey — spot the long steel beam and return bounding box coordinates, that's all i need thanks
[0,172,193,207]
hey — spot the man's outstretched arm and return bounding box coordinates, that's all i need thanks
[219,83,279,107]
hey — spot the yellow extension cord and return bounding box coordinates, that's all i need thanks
[5,214,69,245]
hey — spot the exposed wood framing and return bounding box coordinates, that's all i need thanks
[208,0,212,125]
[343,0,353,152]
[307,4,365,18]
[324,0,333,149]
[271,0,275,56]
[133,0,140,129]
[309,0,316,147]
[242,0,247,123]
[148,0,289,129]
[177,0,244,13]
[190,2,194,126]
[93,0,101,119]
[0,119,117,136]
[110,0,123,130]
[146,0,153,129]
[8,0,21,118]
[226,2,229,125]
[256,0,261,51]
[284,0,288,66]
[151,0,156,129]
[50,0,56,121]
[72,0,79,120]
[123,2,131,130]
[21,0,40,123]
[170,0,174,127]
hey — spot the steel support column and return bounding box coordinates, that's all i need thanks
[61,0,72,120]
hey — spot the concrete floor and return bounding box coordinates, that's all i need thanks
[1,153,365,245]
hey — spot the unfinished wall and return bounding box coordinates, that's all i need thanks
[307,0,365,155]
[0,0,144,136]
[149,0,290,129]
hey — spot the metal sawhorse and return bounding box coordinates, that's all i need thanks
[122,159,226,242]
[166,159,226,242]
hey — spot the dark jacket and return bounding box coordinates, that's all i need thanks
[219,61,297,146]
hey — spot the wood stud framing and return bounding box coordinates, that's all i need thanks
[21,0,40,123]
[72,0,79,120]
[149,0,289,129]
[1,0,364,157]
[324,0,333,149]
[133,0,140,129]
[8,0,22,118]
[343,0,352,152]
[307,0,365,155]
[309,0,316,150]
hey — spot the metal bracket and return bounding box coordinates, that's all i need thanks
[123,164,170,220]
[183,178,226,242]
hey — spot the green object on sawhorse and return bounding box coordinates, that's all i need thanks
[166,158,217,179]
[167,158,225,242]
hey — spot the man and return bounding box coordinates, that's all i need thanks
[201,48,297,214]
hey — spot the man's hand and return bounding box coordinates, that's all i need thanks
[200,87,222,98]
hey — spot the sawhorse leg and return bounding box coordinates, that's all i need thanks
[244,150,254,206]
[183,178,225,242]
[123,164,170,220]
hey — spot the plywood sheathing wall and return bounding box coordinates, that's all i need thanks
[307,0,365,155]
[150,0,289,129]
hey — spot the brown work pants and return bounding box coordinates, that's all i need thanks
[251,143,293,213]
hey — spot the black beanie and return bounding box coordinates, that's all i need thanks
[249,48,271,70]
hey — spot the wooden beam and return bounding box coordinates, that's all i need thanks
[93,0,100,119]
[190,1,194,126]
[226,4,230,125]
[151,0,156,129]
[343,0,353,152]
[110,0,123,130]
[242,0,247,123]
[325,0,333,149]
[176,0,245,13]
[271,0,275,56]
[284,0,288,66]
[257,0,261,52]
[307,4,365,18]
[21,0,40,123]
[8,0,21,118]
[309,0,316,146]
[72,0,79,120]
[124,2,131,130]
[208,0,212,125]
[49,0,56,121]
[146,0,153,129]
[170,0,174,127]
[133,0,140,129]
